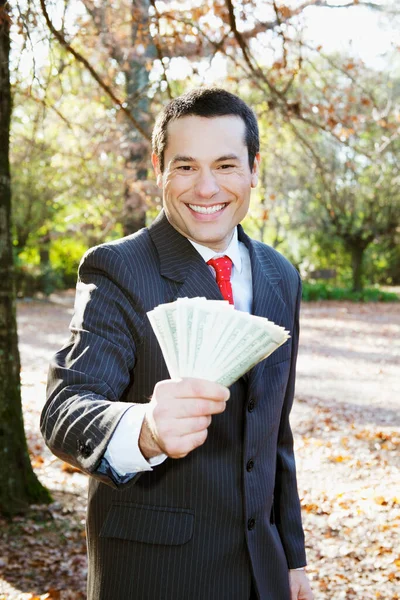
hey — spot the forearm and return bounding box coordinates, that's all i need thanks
[41,244,145,486]
[42,359,134,478]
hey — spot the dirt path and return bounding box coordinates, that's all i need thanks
[292,302,399,599]
[0,294,399,599]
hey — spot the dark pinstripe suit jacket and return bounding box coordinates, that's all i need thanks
[42,210,306,600]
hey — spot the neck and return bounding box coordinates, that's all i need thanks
[188,230,235,253]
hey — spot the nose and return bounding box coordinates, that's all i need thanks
[194,169,220,199]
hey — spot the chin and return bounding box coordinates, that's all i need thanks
[194,234,229,250]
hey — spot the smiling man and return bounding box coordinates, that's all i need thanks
[42,88,313,600]
[152,114,257,252]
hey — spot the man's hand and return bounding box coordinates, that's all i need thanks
[289,570,314,600]
[139,378,230,459]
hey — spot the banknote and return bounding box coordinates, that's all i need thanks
[147,304,180,378]
[147,297,290,387]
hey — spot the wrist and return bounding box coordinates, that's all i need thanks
[139,414,163,459]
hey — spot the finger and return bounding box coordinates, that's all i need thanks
[162,428,209,459]
[175,398,228,418]
[172,378,230,402]
[175,415,212,435]
[175,429,209,456]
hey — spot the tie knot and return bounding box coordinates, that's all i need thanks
[207,256,233,282]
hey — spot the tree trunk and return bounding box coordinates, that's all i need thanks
[122,0,155,236]
[39,232,51,266]
[349,243,365,292]
[0,1,51,516]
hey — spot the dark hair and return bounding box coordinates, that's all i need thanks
[152,88,259,172]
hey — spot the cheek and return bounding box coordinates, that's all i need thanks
[235,188,251,211]
[163,182,179,202]
[221,175,252,198]
[164,177,191,200]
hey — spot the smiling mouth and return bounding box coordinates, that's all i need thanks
[188,203,227,214]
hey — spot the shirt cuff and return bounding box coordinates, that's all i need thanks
[104,404,167,475]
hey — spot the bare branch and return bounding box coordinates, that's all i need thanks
[149,0,173,100]
[312,1,385,9]
[224,0,287,104]
[39,0,151,141]
[286,118,329,184]
[231,0,386,42]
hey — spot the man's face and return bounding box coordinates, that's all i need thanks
[152,115,260,252]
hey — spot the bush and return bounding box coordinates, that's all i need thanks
[15,262,64,297]
[50,238,88,288]
[302,282,399,302]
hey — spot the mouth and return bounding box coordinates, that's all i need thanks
[187,203,227,215]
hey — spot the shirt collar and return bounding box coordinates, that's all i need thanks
[188,228,242,274]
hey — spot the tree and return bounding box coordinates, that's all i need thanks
[35,0,389,236]
[0,0,51,516]
[40,0,156,235]
[309,152,399,291]
[12,0,399,290]
[244,52,400,290]
[79,0,157,235]
[298,60,400,290]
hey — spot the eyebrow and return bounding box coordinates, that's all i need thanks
[171,153,241,165]
[171,155,196,164]
[215,154,241,162]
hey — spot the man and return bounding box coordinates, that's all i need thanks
[41,88,313,600]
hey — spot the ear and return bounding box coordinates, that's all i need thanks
[251,153,260,188]
[151,153,163,188]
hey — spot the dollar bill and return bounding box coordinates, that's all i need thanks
[147,304,180,378]
[147,297,289,386]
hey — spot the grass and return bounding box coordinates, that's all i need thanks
[302,282,399,302]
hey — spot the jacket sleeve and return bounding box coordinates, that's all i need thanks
[274,272,307,568]
[41,245,146,489]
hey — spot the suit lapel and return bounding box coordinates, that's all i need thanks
[148,209,222,301]
[238,225,286,394]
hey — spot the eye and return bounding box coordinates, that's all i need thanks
[177,165,194,171]
[218,164,236,170]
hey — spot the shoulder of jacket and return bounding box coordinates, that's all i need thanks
[87,226,150,254]
[251,239,300,283]
[80,227,152,265]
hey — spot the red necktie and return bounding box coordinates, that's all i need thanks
[207,256,234,305]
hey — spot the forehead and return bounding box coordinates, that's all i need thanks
[164,115,247,160]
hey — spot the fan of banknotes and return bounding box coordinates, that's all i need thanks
[147,297,290,387]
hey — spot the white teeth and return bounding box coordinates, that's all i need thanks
[189,203,226,214]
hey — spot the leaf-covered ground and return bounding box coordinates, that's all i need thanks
[1,293,399,599]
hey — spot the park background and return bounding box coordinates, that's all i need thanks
[0,0,399,598]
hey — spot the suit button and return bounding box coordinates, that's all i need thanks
[77,440,93,458]
[248,518,256,530]
[246,459,254,472]
[82,443,92,458]
[248,399,256,412]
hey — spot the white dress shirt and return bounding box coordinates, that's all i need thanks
[103,228,252,476]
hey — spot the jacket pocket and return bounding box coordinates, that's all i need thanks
[99,502,194,546]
